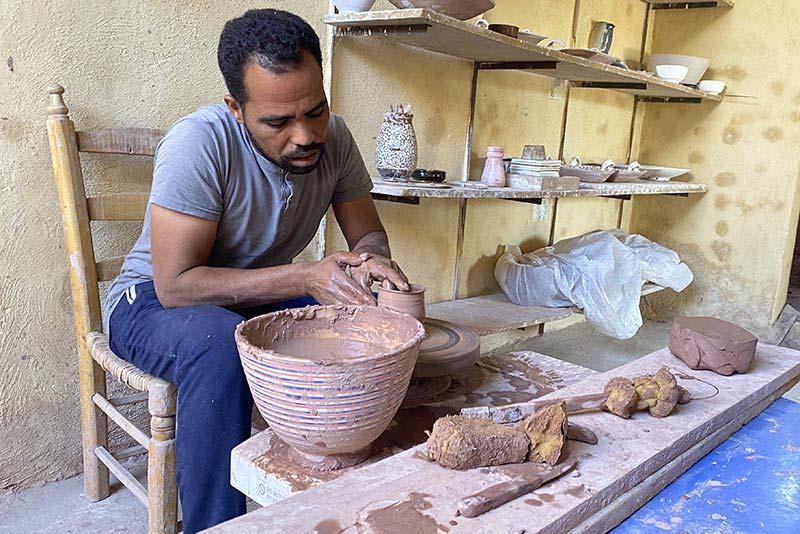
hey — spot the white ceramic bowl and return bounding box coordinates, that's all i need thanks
[333,0,376,12]
[649,54,710,85]
[655,64,689,84]
[698,80,726,95]
[389,0,495,20]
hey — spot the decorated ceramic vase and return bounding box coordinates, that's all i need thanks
[375,104,418,182]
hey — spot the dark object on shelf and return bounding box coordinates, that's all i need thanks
[488,24,519,38]
[412,168,447,183]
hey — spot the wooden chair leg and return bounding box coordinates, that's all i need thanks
[148,414,178,534]
[80,346,110,501]
[148,381,178,534]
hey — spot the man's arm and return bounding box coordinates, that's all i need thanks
[333,194,410,294]
[151,205,375,308]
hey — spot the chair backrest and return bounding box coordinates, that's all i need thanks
[46,84,164,337]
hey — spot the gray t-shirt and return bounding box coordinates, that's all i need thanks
[104,104,372,331]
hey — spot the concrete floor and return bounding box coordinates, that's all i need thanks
[2,319,797,533]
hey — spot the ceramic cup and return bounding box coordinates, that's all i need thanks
[377,284,426,322]
[522,144,546,160]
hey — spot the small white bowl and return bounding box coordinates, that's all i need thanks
[698,80,726,95]
[655,64,689,84]
[333,0,376,12]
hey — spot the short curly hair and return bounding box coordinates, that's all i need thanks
[217,9,322,104]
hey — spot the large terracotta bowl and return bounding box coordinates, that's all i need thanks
[235,305,425,470]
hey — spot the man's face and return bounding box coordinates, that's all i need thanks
[225,51,329,174]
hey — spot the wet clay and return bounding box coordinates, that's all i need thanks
[669,316,757,376]
[517,402,569,465]
[426,416,529,470]
[360,492,444,534]
[378,284,426,321]
[253,437,342,492]
[268,338,389,361]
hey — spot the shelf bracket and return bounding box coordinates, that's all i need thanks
[478,61,558,71]
[572,81,648,90]
[335,24,430,38]
[651,2,729,10]
[371,193,420,205]
[637,96,704,104]
[507,197,544,205]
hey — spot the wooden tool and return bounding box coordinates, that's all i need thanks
[456,460,578,518]
[460,393,608,424]
[567,422,598,445]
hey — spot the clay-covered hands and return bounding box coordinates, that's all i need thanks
[303,251,377,306]
[349,254,410,295]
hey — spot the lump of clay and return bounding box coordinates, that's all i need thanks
[676,385,692,405]
[669,316,757,376]
[604,377,639,418]
[633,367,680,418]
[426,416,529,470]
[517,402,568,465]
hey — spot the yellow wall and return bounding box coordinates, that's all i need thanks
[0,0,328,492]
[631,1,800,333]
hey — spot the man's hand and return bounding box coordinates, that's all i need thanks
[303,251,377,305]
[350,255,410,294]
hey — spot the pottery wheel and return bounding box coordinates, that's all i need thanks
[414,319,481,378]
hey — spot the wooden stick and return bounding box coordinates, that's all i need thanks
[567,422,599,445]
[456,460,577,518]
[460,393,608,424]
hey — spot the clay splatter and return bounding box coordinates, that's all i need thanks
[715,221,729,237]
[688,151,705,164]
[762,126,784,142]
[525,498,544,506]
[538,493,555,503]
[253,437,341,493]
[710,241,732,263]
[362,492,445,534]
[314,518,342,534]
[721,64,748,81]
[6,57,12,73]
[714,172,736,187]
[564,484,588,498]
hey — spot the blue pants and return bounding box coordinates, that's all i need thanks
[109,281,317,533]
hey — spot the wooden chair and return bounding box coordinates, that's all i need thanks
[46,84,178,534]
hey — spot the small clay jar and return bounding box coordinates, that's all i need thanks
[377,284,426,322]
[480,146,506,187]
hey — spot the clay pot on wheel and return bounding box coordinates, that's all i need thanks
[235,305,425,471]
[377,284,426,321]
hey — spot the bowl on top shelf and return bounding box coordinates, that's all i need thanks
[388,0,495,20]
[698,80,726,96]
[333,0,376,12]
[655,64,689,84]
[648,54,710,86]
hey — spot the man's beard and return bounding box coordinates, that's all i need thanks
[244,123,325,175]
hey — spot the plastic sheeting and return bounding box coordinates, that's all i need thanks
[496,230,693,339]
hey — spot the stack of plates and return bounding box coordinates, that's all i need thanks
[508,158,561,178]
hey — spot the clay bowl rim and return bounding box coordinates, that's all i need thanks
[235,304,426,366]
[377,283,426,295]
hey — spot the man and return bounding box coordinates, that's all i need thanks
[105,9,409,532]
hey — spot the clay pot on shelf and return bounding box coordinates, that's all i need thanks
[480,146,507,187]
[236,305,425,471]
[375,105,418,182]
[377,284,426,321]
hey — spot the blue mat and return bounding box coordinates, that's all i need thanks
[614,398,800,533]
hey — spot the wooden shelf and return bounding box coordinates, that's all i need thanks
[427,284,667,337]
[371,179,707,205]
[644,0,734,9]
[325,9,722,103]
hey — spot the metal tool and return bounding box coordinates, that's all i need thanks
[456,459,578,518]
[460,393,608,424]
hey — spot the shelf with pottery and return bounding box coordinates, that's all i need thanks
[370,178,707,205]
[427,283,665,337]
[325,9,722,103]
[643,0,734,8]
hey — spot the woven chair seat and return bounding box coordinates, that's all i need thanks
[87,331,172,394]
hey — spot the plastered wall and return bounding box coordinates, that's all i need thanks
[631,0,800,334]
[0,0,327,492]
